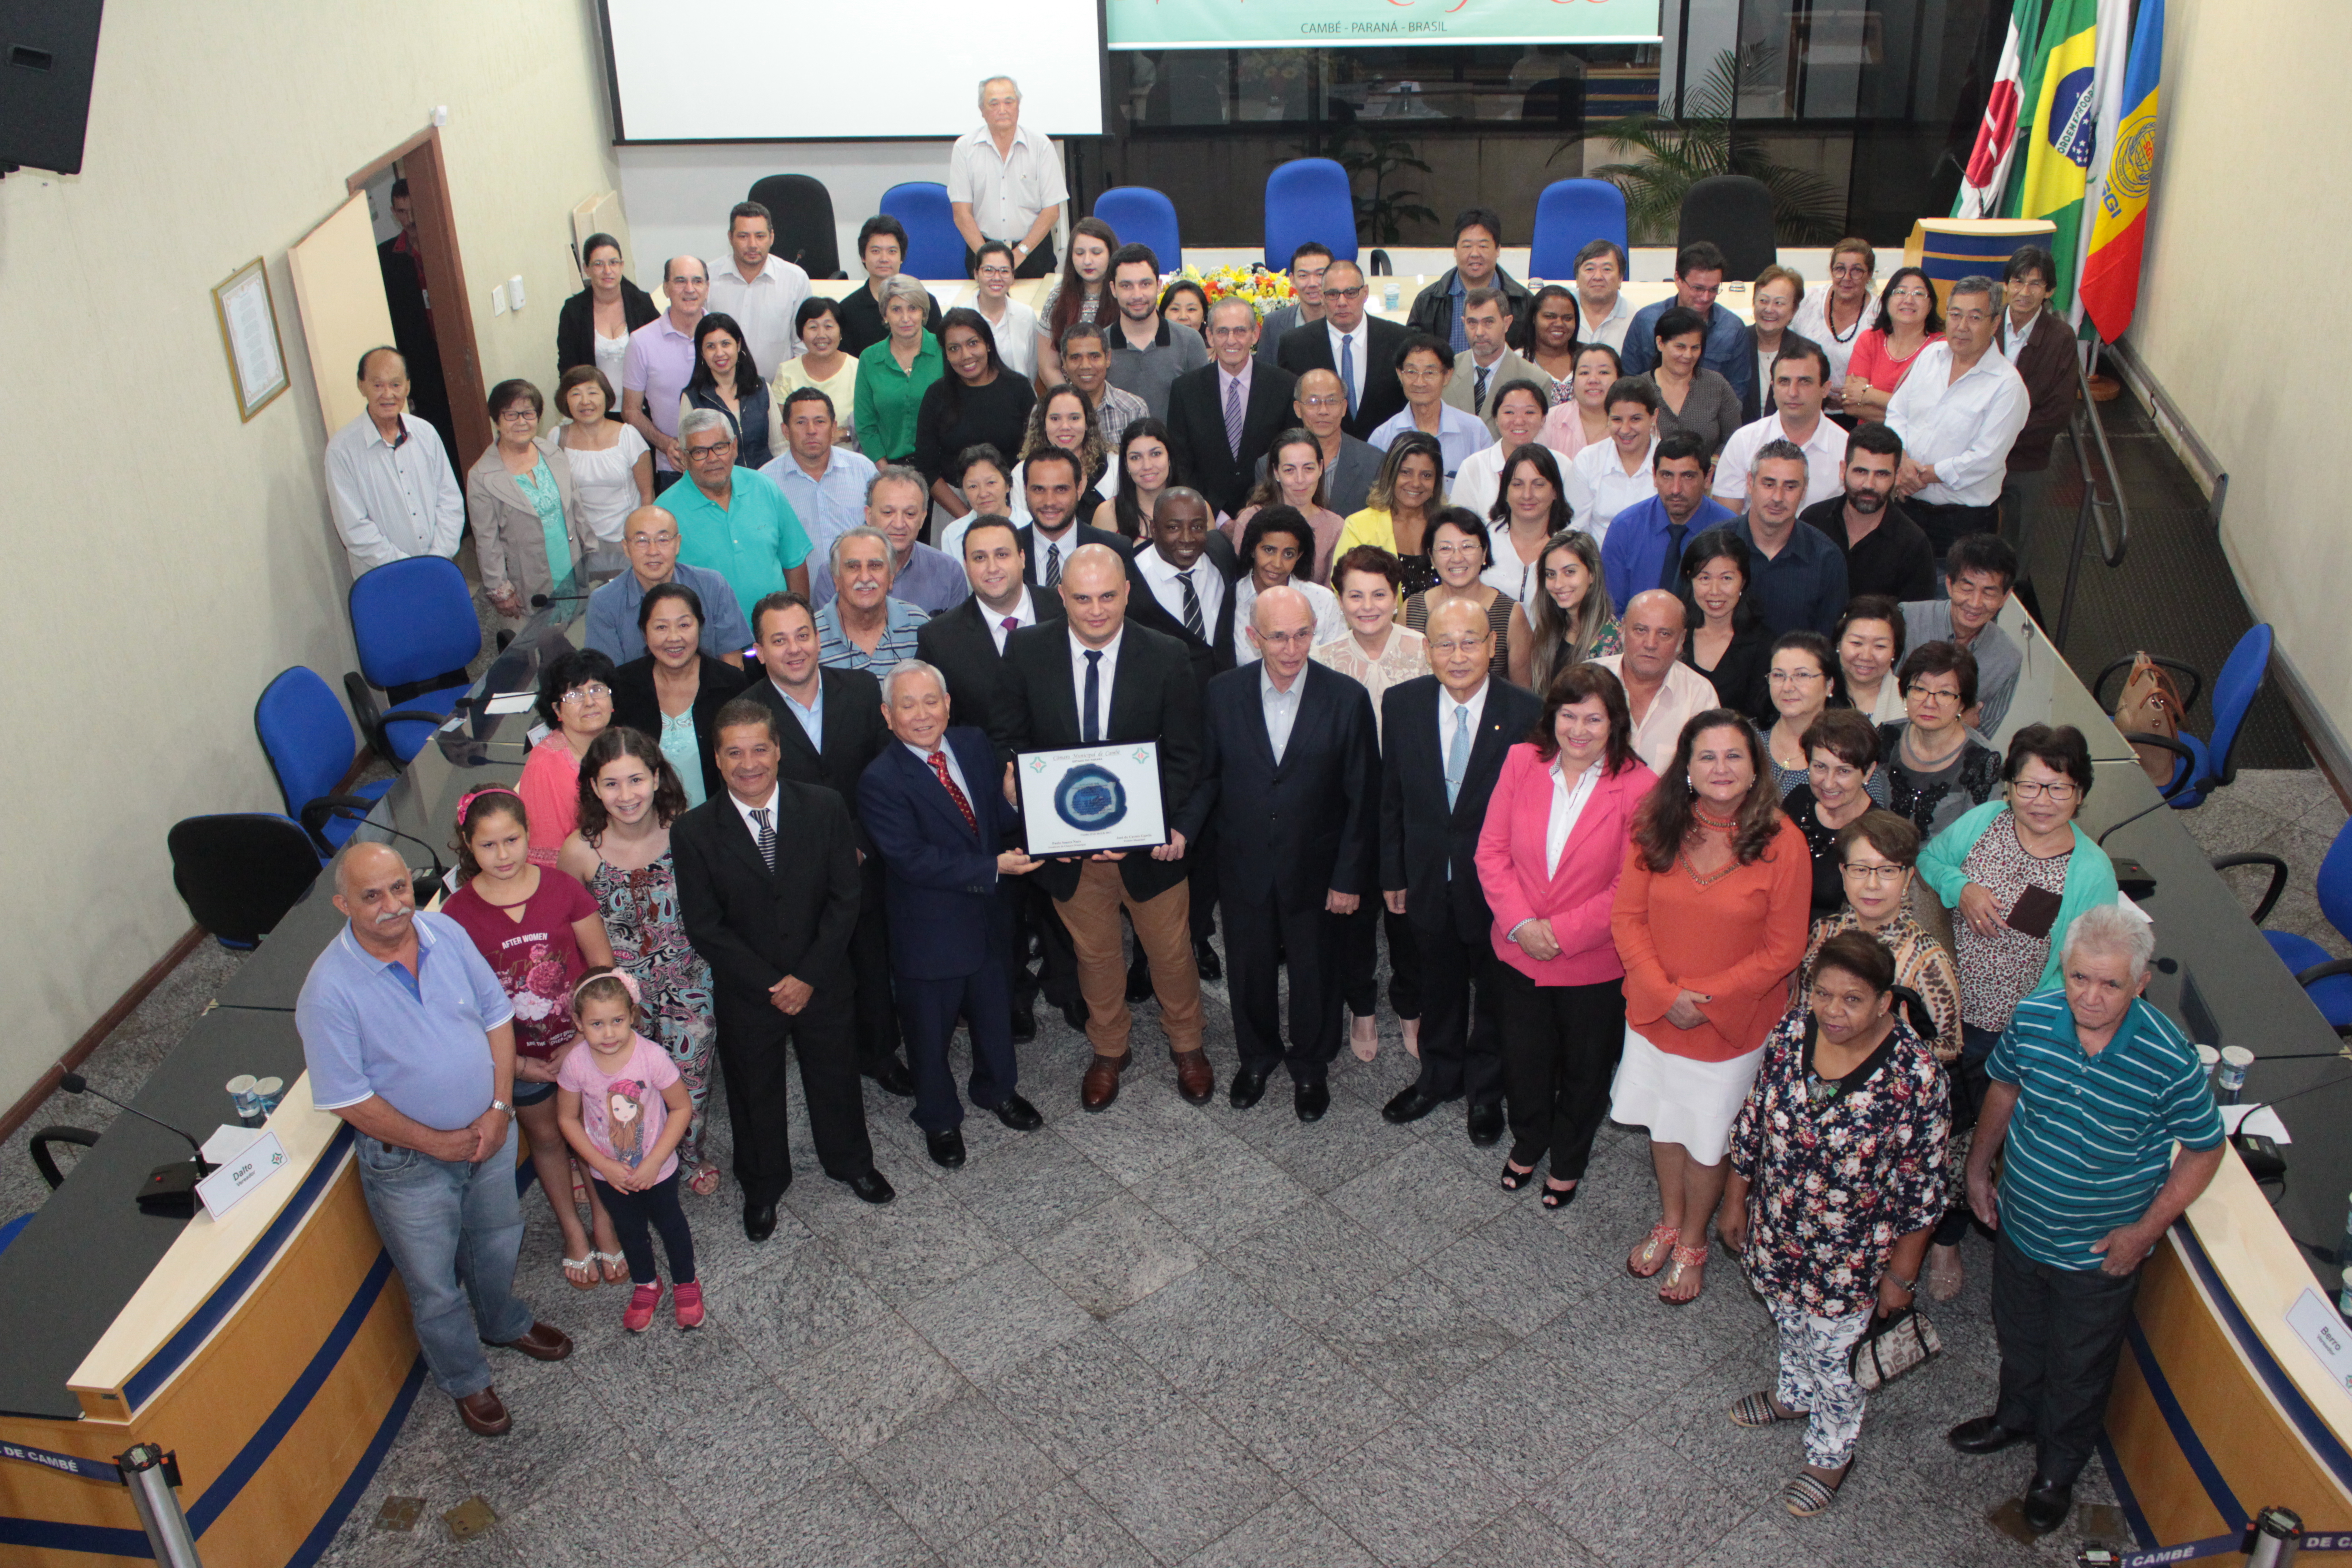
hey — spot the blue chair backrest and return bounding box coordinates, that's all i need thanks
[2200,623,2272,789]
[878,182,965,279]
[255,667,357,818]
[1264,158,1357,271]
[1529,179,1630,280]
[2316,817,2352,944]
[348,557,480,691]
[1093,186,1183,275]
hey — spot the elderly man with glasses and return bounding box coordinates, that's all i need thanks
[667,407,812,624]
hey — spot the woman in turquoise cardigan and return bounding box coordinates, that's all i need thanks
[1914,722,2117,1299]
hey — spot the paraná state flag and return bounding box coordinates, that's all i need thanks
[2079,0,2163,340]
[2017,0,2102,309]
[1954,0,2040,220]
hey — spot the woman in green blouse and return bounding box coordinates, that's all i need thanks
[853,275,944,464]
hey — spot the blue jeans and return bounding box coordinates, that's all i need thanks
[353,1124,534,1397]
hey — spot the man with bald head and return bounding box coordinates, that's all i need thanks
[1000,544,1211,1111]
[1377,597,1542,1143]
[1179,586,1377,1121]
[1260,367,1383,515]
[324,346,466,577]
[622,254,711,490]
[298,843,572,1439]
[584,505,751,665]
[1595,589,1717,772]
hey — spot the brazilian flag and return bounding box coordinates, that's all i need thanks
[2009,0,2102,308]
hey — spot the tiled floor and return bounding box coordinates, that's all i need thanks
[14,771,2348,1566]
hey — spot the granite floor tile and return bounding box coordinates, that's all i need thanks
[1527,1425,1756,1563]
[500,1474,711,1568]
[1127,1137,1311,1248]
[1054,1077,1237,1186]
[1428,1504,1601,1568]
[728,1467,943,1567]
[1533,1267,1770,1404]
[1073,1407,1285,1564]
[1181,1491,1382,1568]
[1235,1091,1426,1194]
[1318,1268,1517,1411]
[1415,1340,1628,1491]
[902,1253,1095,1386]
[1024,1192,1206,1318]
[777,1317,968,1460]
[951,1478,1161,1568]
[960,1125,1134,1245]
[1107,1260,1307,1392]
[820,1180,1008,1305]
[720,1237,897,1375]
[855,1388,1063,1550]
[1216,1199,1417,1325]
[1191,1335,1410,1478]
[1294,1417,1523,1567]
[621,1357,843,1528]
[982,1327,1190,1473]
[1328,1143,1513,1263]
[1425,1205,1616,1328]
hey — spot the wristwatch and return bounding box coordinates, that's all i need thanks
[1888,1273,1919,1294]
[489,1098,510,1116]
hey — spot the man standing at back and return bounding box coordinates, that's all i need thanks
[1407,207,1533,354]
[1167,297,1298,519]
[1256,241,1332,370]
[325,346,465,578]
[1106,244,1209,421]
[948,76,1067,279]
[706,201,810,382]
[1622,242,1758,420]
[376,179,457,472]
[1887,275,2031,562]
[622,255,710,489]
[583,504,750,666]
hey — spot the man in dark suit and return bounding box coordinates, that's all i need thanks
[859,661,1046,1169]
[1166,297,1298,518]
[1276,259,1409,440]
[1017,447,1130,594]
[915,517,1069,1036]
[673,698,895,1237]
[1177,586,1378,1122]
[741,592,916,1098]
[1376,597,1540,1144]
[1000,544,1210,1112]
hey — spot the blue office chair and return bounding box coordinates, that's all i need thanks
[1264,158,1357,271]
[878,182,966,279]
[168,813,327,950]
[2093,624,2273,810]
[1529,179,1630,280]
[255,667,397,855]
[2219,818,2352,1037]
[345,557,480,765]
[1094,186,1182,275]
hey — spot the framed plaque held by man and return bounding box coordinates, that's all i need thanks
[1016,742,1167,857]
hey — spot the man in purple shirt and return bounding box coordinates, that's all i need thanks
[622,256,709,487]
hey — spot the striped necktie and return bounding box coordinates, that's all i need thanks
[750,807,776,872]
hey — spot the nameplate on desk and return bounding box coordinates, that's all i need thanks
[196,1131,289,1221]
[2286,1286,2352,1394]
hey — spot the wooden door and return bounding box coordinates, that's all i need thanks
[287,193,396,437]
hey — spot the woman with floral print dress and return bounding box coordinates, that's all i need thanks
[559,728,722,1196]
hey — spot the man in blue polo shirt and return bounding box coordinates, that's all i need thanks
[297,843,574,1439]
[668,408,812,624]
[1597,433,1732,613]
[1948,905,2225,1534]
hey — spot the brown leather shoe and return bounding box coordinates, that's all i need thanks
[456,1387,511,1436]
[1170,1048,1215,1106]
[486,1321,573,1362]
[1081,1051,1133,1112]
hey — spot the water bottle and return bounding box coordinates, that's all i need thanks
[1383,280,1400,312]
[2218,1046,2254,1102]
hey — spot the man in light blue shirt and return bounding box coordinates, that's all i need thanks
[583,505,751,665]
[1367,333,1490,482]
[296,843,571,1437]
[806,465,970,614]
[759,387,876,559]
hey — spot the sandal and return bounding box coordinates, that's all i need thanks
[1730,1392,1810,1428]
[1658,1243,1708,1304]
[1928,1243,1965,1302]
[1627,1223,1679,1279]
[1350,1015,1379,1063]
[593,1250,628,1284]
[1541,1180,1578,1210]
[1784,1460,1852,1517]
[686,1161,721,1198]
[1499,1161,1539,1192]
[561,1252,599,1290]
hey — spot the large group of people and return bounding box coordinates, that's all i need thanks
[304,93,2224,1542]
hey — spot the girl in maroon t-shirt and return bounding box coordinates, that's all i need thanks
[443,787,621,1289]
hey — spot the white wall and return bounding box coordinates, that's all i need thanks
[617,142,956,283]
[0,0,620,1109]
[2127,0,2352,762]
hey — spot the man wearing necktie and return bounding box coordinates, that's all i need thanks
[1596,433,1735,617]
[1276,259,1408,441]
[1166,298,1298,519]
[1000,545,1211,1112]
[1375,598,1541,1144]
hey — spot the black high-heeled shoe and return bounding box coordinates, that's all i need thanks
[1499,1160,1539,1192]
[1540,1180,1579,1210]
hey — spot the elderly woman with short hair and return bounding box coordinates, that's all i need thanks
[853,274,945,464]
[468,377,584,621]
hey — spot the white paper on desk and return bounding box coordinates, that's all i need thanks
[484,692,537,715]
[200,1123,264,1165]
[196,1130,288,1221]
[2116,892,2153,925]
[2219,1104,2293,1143]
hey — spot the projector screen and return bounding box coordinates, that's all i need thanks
[1106,0,1660,49]
[599,0,1107,141]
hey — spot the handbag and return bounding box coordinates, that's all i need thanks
[2113,652,2187,789]
[1850,1303,1942,1390]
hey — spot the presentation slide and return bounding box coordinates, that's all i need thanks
[1107,0,1661,49]
[600,0,1105,140]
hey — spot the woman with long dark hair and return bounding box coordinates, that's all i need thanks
[914,307,1034,517]
[1843,267,1944,424]
[1009,383,1112,518]
[1036,215,1118,386]
[1483,442,1573,603]
[682,312,776,469]
[1676,527,1771,721]
[1508,529,1620,693]
[1230,427,1345,584]
[1103,417,1183,540]
[1336,431,1445,596]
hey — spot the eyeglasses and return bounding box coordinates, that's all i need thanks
[685,441,735,459]
[2011,779,2080,801]
[495,407,538,423]
[1299,395,1346,410]
[1841,862,1907,884]
[1906,684,1963,705]
[559,683,612,705]
[1769,668,1826,684]
[1324,284,1367,301]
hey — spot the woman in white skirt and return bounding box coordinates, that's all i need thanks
[1608,710,1812,1303]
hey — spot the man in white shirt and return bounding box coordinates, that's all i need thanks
[1573,239,1635,353]
[706,201,811,381]
[1565,379,1661,542]
[760,388,876,558]
[946,76,1067,278]
[1710,340,1847,513]
[1595,591,1717,773]
[1442,289,1536,434]
[324,347,466,577]
[1886,274,2031,559]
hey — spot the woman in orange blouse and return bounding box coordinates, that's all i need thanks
[1609,709,1812,1303]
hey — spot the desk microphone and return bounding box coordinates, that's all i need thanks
[530,592,592,607]
[303,803,449,903]
[58,1072,216,1216]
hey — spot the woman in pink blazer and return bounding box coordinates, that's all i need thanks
[1476,662,1656,1207]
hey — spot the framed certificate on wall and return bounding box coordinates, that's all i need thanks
[1016,742,1167,857]
[213,257,289,421]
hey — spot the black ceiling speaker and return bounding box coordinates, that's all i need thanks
[0,0,106,176]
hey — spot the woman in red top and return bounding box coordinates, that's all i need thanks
[1609,710,1811,1303]
[1476,664,1655,1208]
[442,786,621,1288]
[1841,267,1943,425]
[517,647,618,866]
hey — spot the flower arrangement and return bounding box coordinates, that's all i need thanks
[1174,263,1295,321]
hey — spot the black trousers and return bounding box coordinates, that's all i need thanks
[966,236,1056,279]
[897,960,1019,1134]
[589,1171,696,1285]
[1934,1021,2001,1245]
[1341,899,1421,1019]
[1909,499,2000,561]
[1405,920,1504,1107]
[1494,966,1627,1180]
[1225,891,1345,1080]
[1991,1230,2141,1487]
[711,990,873,1200]
[848,868,908,1074]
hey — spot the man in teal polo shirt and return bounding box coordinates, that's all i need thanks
[670,407,812,623]
[1948,904,2225,1534]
